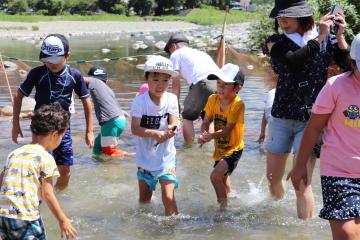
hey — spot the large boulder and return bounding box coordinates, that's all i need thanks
[0,97,35,117]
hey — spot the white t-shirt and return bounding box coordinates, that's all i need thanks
[264,88,276,122]
[170,47,219,86]
[131,91,179,171]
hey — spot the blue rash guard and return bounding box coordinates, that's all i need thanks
[19,64,89,111]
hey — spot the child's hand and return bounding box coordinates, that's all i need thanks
[257,132,265,143]
[154,131,168,144]
[59,218,77,239]
[286,166,308,191]
[198,131,212,144]
[85,131,94,148]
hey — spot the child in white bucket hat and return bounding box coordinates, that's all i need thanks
[198,63,245,210]
[130,55,179,216]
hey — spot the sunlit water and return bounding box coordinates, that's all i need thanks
[0,34,331,239]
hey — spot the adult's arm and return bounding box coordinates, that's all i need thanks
[171,74,181,101]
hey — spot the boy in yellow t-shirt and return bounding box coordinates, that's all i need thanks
[198,63,245,210]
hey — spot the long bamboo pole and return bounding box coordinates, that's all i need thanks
[0,54,14,105]
[216,6,229,68]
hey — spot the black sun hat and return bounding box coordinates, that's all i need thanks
[269,0,312,18]
[164,33,189,54]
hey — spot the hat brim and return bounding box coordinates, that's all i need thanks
[146,69,179,77]
[270,5,312,18]
[356,60,360,72]
[207,72,235,83]
[40,56,65,64]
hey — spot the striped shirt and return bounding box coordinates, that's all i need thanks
[0,144,59,221]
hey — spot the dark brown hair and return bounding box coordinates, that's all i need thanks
[274,16,315,33]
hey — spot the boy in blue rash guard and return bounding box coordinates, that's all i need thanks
[11,33,94,191]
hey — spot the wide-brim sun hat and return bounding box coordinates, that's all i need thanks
[144,55,179,77]
[39,33,69,64]
[207,63,245,85]
[269,0,312,18]
[350,33,360,71]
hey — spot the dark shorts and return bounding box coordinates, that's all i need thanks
[0,217,46,240]
[182,79,215,121]
[319,176,360,220]
[52,128,73,166]
[213,150,243,176]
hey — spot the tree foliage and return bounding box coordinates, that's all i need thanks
[7,0,28,14]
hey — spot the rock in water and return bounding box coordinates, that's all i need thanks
[22,97,35,112]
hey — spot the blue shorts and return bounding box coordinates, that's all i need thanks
[0,217,46,240]
[52,128,73,166]
[137,166,178,191]
[264,117,306,154]
[320,176,360,220]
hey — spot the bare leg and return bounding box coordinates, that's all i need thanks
[266,152,288,199]
[224,176,231,195]
[159,180,178,216]
[294,154,316,220]
[330,219,360,240]
[182,119,195,145]
[55,165,70,191]
[138,180,152,204]
[210,160,229,210]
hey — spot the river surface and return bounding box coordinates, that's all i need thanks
[0,34,331,239]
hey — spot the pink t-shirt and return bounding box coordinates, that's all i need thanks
[136,83,149,96]
[312,72,360,178]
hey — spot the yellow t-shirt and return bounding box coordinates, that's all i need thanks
[0,144,59,221]
[204,94,245,160]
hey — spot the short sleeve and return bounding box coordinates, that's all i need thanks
[40,155,60,180]
[19,69,37,97]
[204,94,216,119]
[168,93,179,117]
[131,95,143,118]
[312,79,335,114]
[73,69,90,99]
[228,100,245,124]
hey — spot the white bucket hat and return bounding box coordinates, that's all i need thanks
[207,63,245,85]
[350,33,360,71]
[144,55,178,77]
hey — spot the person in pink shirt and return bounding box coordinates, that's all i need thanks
[289,33,360,240]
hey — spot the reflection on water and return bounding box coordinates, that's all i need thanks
[0,37,330,239]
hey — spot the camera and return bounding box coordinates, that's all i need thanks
[330,5,343,35]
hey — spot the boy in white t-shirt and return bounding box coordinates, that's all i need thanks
[257,88,275,143]
[130,56,179,216]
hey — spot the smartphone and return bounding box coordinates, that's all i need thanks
[330,5,343,35]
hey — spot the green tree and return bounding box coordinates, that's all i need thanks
[155,0,184,15]
[128,0,154,16]
[7,0,29,14]
[64,0,97,14]
[34,0,65,15]
[184,0,202,8]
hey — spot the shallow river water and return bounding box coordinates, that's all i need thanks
[0,34,331,239]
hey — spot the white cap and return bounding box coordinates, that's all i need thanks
[39,34,69,64]
[350,33,360,71]
[144,55,178,77]
[207,63,245,85]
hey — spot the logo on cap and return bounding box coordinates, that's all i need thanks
[41,44,63,55]
[93,69,105,75]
